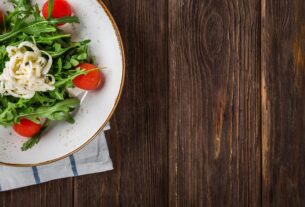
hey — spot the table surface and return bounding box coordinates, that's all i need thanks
[1,0,305,206]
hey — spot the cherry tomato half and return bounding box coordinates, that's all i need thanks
[42,0,72,22]
[13,119,42,138]
[73,63,104,90]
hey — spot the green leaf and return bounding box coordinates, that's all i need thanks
[70,58,79,66]
[49,16,80,25]
[10,0,32,11]
[49,89,65,100]
[77,53,88,60]
[63,61,72,69]
[0,102,17,126]
[53,42,62,52]
[47,40,90,58]
[0,16,78,42]
[19,98,80,121]
[54,69,87,87]
[21,135,40,151]
[48,45,78,58]
[21,22,57,35]
[36,34,71,44]
[47,0,54,19]
[21,119,51,151]
[56,58,63,74]
[0,20,51,42]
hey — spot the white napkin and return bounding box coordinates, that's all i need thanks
[0,125,113,192]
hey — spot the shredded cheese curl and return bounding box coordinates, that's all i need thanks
[0,41,55,99]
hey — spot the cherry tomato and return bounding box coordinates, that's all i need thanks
[73,63,104,90]
[0,10,4,25]
[42,0,72,22]
[13,119,42,138]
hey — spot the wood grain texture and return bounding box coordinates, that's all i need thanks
[0,179,73,207]
[262,0,305,206]
[168,0,261,206]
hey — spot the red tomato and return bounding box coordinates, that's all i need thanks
[0,10,4,25]
[13,119,42,138]
[73,63,104,90]
[42,0,72,21]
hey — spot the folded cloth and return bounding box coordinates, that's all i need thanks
[0,124,113,192]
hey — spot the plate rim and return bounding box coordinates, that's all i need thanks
[0,0,126,167]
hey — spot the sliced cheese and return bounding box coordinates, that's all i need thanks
[0,41,55,99]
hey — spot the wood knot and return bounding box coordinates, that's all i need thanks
[204,12,224,60]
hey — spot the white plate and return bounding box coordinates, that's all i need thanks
[0,0,125,166]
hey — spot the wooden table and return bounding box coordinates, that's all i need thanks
[1,0,305,206]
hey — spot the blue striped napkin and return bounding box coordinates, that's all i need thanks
[0,125,113,192]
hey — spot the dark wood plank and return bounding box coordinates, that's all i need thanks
[169,0,261,206]
[0,179,73,207]
[73,0,169,206]
[262,0,305,206]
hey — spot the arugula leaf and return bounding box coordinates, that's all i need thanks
[56,58,63,74]
[49,16,80,25]
[21,133,40,151]
[21,22,57,35]
[0,102,17,127]
[47,40,89,58]
[7,0,33,29]
[10,0,32,11]
[47,0,54,19]
[0,46,8,72]
[35,34,71,44]
[18,98,80,121]
[0,17,79,42]
[0,20,52,42]
[21,119,51,151]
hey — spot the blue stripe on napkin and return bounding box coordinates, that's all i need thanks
[69,155,78,176]
[32,166,41,184]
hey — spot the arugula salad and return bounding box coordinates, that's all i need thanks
[0,0,105,151]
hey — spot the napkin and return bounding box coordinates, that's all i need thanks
[0,125,113,192]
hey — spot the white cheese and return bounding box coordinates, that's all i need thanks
[0,41,55,99]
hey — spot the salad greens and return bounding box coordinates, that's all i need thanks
[0,0,92,150]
